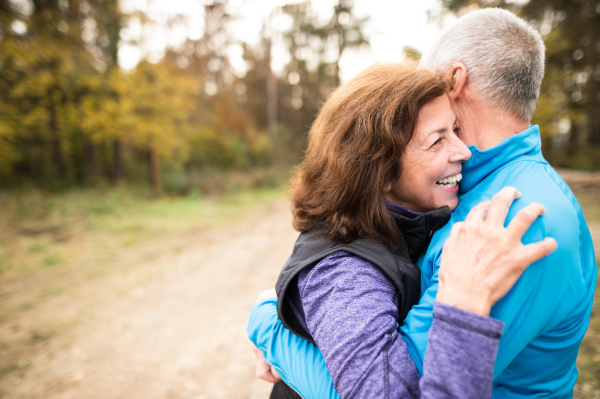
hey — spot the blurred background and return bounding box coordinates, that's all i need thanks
[0,0,598,398]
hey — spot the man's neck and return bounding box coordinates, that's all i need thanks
[459,106,529,151]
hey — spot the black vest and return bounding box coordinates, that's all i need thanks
[275,206,451,344]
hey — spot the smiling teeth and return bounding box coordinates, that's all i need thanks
[437,173,462,188]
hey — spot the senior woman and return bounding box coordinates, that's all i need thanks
[248,63,556,399]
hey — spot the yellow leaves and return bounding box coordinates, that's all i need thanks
[0,23,275,178]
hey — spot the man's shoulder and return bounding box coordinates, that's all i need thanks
[463,160,582,231]
[424,160,585,268]
[425,156,590,247]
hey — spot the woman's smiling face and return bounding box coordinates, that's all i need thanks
[384,95,472,212]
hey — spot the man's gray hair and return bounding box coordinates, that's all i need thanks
[420,8,545,122]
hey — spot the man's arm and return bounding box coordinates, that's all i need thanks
[248,297,339,399]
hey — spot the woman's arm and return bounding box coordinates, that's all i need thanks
[296,252,421,398]
[420,302,503,398]
[248,251,505,399]
[248,297,504,399]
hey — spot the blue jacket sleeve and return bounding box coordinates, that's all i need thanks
[247,297,339,399]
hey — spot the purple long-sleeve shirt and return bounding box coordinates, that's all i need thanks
[282,250,504,398]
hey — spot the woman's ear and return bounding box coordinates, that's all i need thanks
[447,63,467,102]
[383,181,392,193]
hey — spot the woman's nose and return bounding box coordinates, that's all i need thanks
[449,136,472,163]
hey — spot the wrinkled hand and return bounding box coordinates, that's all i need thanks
[253,346,281,383]
[437,187,557,316]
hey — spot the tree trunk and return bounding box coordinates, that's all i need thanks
[148,147,162,197]
[265,33,278,142]
[49,103,67,180]
[87,141,100,184]
[590,120,600,146]
[567,122,580,160]
[586,61,600,145]
[112,139,122,185]
[584,31,600,146]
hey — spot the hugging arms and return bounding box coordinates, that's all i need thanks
[250,188,557,399]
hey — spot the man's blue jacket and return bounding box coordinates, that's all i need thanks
[247,126,597,398]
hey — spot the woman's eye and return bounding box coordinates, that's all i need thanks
[432,137,443,147]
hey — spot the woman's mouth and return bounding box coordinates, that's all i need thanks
[436,172,462,188]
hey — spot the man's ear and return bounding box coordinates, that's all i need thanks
[447,63,467,101]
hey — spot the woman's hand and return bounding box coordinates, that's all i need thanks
[436,187,558,316]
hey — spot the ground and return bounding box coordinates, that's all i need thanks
[0,190,292,399]
[0,173,598,399]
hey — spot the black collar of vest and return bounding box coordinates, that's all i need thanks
[388,205,451,263]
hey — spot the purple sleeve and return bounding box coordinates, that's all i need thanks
[295,252,504,399]
[421,302,504,399]
[297,252,423,398]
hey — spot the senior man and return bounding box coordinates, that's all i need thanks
[248,8,597,399]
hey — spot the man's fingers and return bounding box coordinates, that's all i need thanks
[485,187,521,226]
[520,238,557,266]
[271,366,281,380]
[464,201,491,224]
[255,356,271,379]
[258,370,281,384]
[256,288,277,304]
[254,349,281,383]
[506,203,546,240]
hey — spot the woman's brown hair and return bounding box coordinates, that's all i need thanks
[290,62,447,246]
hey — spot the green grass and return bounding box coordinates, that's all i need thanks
[574,188,600,399]
[0,186,286,280]
[0,185,287,321]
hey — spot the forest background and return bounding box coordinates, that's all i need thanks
[1,0,599,197]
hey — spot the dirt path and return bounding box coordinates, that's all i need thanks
[2,199,297,399]
[1,184,598,399]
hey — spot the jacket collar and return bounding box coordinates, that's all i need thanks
[386,202,451,263]
[459,125,542,195]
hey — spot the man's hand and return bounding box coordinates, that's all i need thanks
[437,186,558,316]
[255,288,277,304]
[252,289,280,383]
[253,346,281,383]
